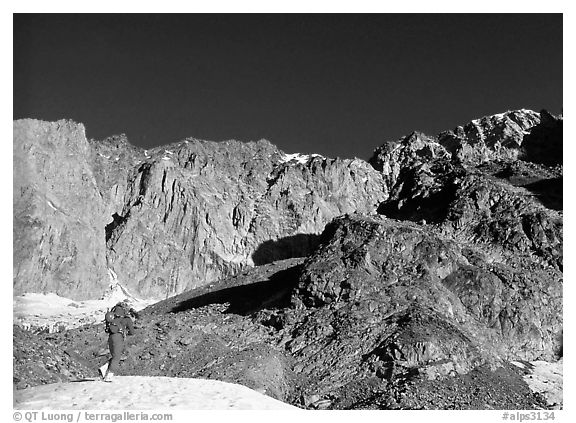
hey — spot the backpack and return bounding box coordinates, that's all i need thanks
[104,307,125,335]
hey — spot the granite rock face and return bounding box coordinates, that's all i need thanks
[14,121,387,299]
[13,120,110,299]
[101,140,387,299]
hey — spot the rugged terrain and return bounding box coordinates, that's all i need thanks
[13,109,562,409]
[14,121,387,300]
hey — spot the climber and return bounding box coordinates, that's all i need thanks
[102,302,136,381]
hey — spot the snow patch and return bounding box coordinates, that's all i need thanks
[162,156,171,161]
[144,150,149,157]
[14,376,300,410]
[511,359,563,409]
[517,108,536,114]
[46,200,57,211]
[279,153,323,165]
[13,269,158,332]
[490,112,507,121]
[97,153,110,159]
[471,109,537,126]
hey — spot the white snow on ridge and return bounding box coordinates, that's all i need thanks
[471,109,538,126]
[14,376,301,410]
[280,153,324,164]
[471,112,506,126]
[489,112,506,121]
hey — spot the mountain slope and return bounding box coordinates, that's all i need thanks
[13,108,562,410]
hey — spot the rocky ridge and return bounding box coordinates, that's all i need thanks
[14,110,560,301]
[15,122,387,299]
[14,109,562,409]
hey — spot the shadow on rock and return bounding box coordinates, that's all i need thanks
[521,110,562,167]
[170,265,302,315]
[523,177,563,211]
[252,233,321,265]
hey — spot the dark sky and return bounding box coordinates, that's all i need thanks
[13,14,562,159]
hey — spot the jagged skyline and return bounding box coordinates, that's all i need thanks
[13,14,562,159]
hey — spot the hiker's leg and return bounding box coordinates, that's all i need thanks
[107,333,124,374]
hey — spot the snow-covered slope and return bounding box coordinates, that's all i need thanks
[13,283,157,332]
[14,376,300,410]
[511,359,563,409]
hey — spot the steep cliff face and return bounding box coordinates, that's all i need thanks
[88,134,148,218]
[14,123,387,299]
[13,109,561,303]
[101,139,388,298]
[13,120,110,299]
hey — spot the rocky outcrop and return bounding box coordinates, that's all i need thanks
[13,325,95,389]
[370,109,560,180]
[437,109,541,164]
[14,225,559,408]
[370,109,562,268]
[13,120,110,299]
[293,215,561,360]
[442,172,563,269]
[88,134,148,217]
